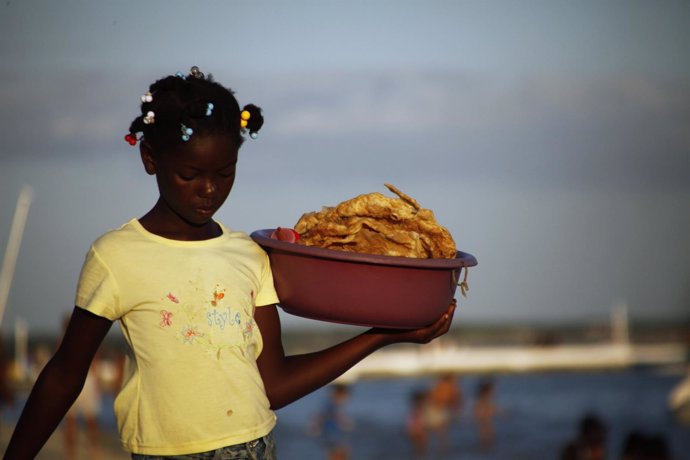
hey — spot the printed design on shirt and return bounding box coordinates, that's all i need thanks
[158,280,256,358]
[181,324,204,343]
[242,318,255,347]
[210,287,225,306]
[242,289,256,348]
[237,289,261,359]
[160,310,173,327]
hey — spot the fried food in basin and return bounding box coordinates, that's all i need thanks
[294,184,457,259]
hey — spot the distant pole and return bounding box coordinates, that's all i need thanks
[0,185,34,328]
[611,300,630,344]
[14,317,29,382]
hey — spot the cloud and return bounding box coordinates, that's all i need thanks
[260,71,690,137]
[0,70,131,157]
[259,70,690,190]
[2,69,689,191]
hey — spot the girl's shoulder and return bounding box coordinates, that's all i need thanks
[217,223,260,247]
[91,219,140,247]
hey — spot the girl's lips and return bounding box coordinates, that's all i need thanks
[196,206,216,216]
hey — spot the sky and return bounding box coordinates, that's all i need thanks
[1,0,689,335]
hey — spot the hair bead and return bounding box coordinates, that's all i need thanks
[189,66,204,79]
[143,111,155,125]
[180,123,193,141]
[240,110,250,128]
[124,133,138,146]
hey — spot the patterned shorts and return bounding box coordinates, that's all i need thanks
[130,432,277,460]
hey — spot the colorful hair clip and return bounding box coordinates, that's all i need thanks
[180,124,193,141]
[141,92,153,103]
[143,111,155,125]
[206,102,214,117]
[240,110,250,128]
[175,71,185,78]
[124,133,138,146]
[189,66,204,79]
[240,107,262,139]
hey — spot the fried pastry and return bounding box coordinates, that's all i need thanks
[294,184,457,259]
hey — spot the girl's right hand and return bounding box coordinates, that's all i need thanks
[370,298,457,345]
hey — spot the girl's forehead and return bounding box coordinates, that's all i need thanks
[167,134,240,163]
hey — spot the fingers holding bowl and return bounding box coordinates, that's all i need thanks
[396,298,457,345]
[431,298,458,338]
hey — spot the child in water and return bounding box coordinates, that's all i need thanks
[3,66,457,459]
[425,373,462,453]
[473,378,499,452]
[311,384,354,460]
[406,389,429,458]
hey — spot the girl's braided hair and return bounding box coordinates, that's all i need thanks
[126,67,263,151]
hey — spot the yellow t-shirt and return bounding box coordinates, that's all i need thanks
[75,219,279,455]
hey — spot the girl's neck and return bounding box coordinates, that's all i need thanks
[138,209,223,241]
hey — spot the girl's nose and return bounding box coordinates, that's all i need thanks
[201,178,216,196]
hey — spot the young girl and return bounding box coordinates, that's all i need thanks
[3,66,457,459]
[310,384,354,460]
[472,378,499,452]
[406,389,429,458]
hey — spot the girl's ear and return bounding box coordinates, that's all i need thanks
[139,141,157,175]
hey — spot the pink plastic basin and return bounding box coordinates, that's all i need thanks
[250,229,478,329]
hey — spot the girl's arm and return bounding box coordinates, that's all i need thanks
[3,307,113,459]
[255,299,456,409]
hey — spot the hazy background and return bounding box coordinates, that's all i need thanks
[1,0,689,335]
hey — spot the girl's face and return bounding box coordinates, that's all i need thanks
[142,134,240,231]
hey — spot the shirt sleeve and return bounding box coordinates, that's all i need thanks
[254,250,280,308]
[74,246,121,320]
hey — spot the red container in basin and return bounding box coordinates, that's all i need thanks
[250,229,478,329]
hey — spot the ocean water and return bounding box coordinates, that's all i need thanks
[2,367,689,459]
[273,367,690,460]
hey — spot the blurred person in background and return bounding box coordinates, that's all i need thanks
[406,389,429,458]
[310,383,354,460]
[0,338,15,440]
[63,354,103,459]
[472,378,499,452]
[425,372,462,454]
[560,412,608,460]
[618,430,672,460]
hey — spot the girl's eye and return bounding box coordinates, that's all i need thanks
[178,173,196,181]
[219,168,236,178]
